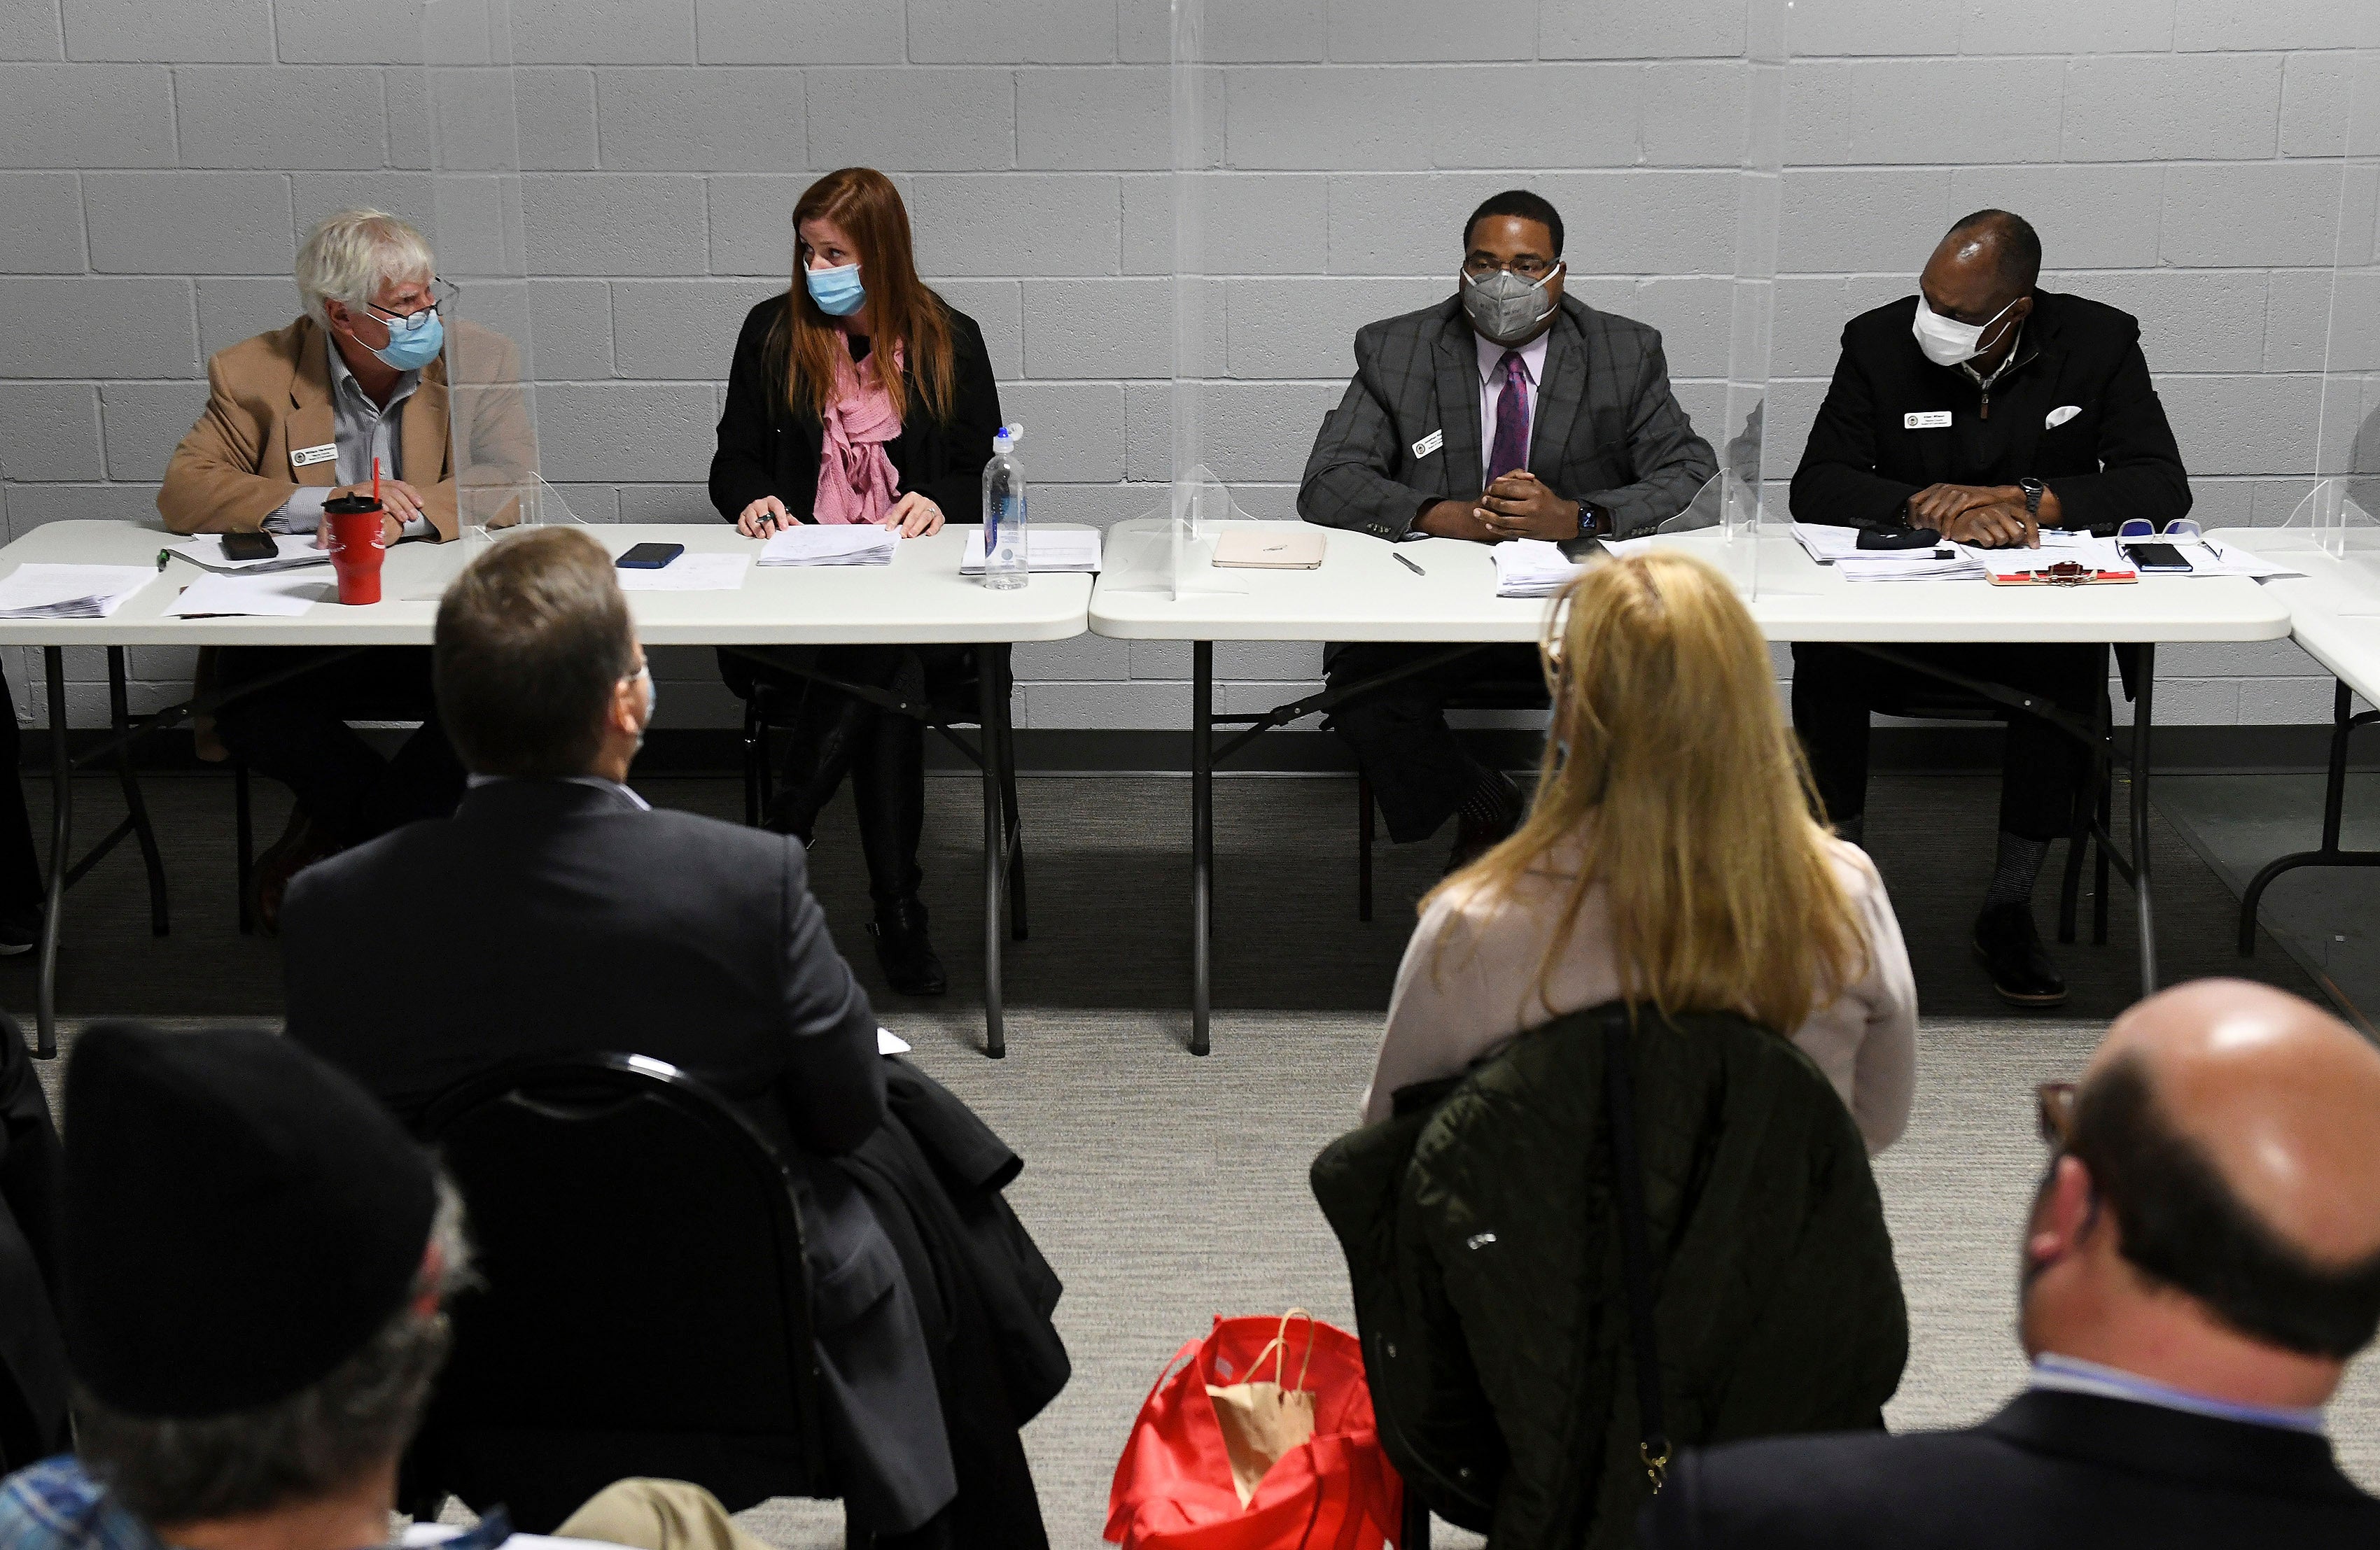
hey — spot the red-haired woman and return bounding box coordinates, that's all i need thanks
[710,168,1002,996]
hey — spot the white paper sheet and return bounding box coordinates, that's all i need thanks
[876,1027,911,1055]
[0,563,157,619]
[961,525,1102,573]
[161,533,331,573]
[164,571,330,617]
[757,524,897,566]
[615,553,752,591]
[1491,539,1583,598]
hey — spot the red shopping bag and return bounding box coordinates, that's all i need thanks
[1107,1312,1405,1550]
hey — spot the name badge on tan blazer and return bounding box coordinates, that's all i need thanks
[290,442,338,468]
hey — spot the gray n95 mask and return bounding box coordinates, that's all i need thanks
[1461,263,1564,346]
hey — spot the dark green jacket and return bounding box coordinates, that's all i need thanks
[1311,1002,1907,1549]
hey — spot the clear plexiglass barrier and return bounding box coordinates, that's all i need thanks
[2282,48,2380,565]
[421,0,582,538]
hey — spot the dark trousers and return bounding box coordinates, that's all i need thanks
[722,644,972,908]
[1791,641,2106,843]
[1324,642,1544,844]
[0,678,42,924]
[213,647,466,849]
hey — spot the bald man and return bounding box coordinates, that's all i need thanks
[1641,979,2380,1549]
[1788,209,2191,1008]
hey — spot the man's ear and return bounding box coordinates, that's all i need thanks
[2026,1153,2097,1271]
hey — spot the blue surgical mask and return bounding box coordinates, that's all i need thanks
[806,262,866,318]
[365,307,444,371]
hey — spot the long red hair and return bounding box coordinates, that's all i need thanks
[770,168,957,428]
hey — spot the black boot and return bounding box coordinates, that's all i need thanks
[869,894,948,996]
[1973,901,2066,1007]
[853,705,944,994]
[766,686,872,841]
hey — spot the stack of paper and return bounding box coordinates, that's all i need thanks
[616,554,751,592]
[0,564,156,619]
[960,526,1102,574]
[1956,532,2132,582]
[2156,537,2305,579]
[164,572,329,618]
[1835,552,1987,582]
[757,525,897,567]
[1789,523,1872,563]
[1492,540,1584,598]
[162,533,330,574]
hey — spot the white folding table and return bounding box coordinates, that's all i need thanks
[1088,521,2294,1052]
[2206,527,2380,954]
[0,520,1091,1059]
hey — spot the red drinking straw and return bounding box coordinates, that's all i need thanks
[372,457,380,505]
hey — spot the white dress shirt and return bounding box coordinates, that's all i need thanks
[1475,328,1550,479]
[265,333,434,540]
[2029,1353,2327,1435]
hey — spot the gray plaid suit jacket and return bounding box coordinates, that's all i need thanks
[1297,294,1716,540]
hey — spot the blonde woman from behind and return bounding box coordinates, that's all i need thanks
[1361,550,1917,1153]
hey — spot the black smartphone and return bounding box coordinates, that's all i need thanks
[616,542,684,570]
[2125,542,2192,572]
[1856,526,1943,550]
[222,530,278,563]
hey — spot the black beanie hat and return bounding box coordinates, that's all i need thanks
[62,1023,438,1419]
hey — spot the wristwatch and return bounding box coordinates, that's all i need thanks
[2019,478,2046,519]
[1576,500,1603,539]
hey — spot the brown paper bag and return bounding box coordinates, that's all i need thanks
[1203,1309,1319,1506]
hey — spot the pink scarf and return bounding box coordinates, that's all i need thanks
[813,344,903,526]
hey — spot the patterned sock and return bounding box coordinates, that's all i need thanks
[1459,761,1520,832]
[1983,831,2051,910]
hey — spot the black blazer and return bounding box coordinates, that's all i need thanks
[281,780,956,1531]
[709,293,1003,527]
[1639,1389,2380,1549]
[1790,290,2191,535]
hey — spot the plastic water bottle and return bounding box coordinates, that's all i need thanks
[981,423,1028,590]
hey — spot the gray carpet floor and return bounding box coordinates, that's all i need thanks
[8,768,2373,1547]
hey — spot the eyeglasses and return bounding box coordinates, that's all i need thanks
[366,282,444,334]
[1463,255,1560,281]
[2036,1080,2077,1148]
[2116,518,2202,542]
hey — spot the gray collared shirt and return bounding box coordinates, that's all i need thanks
[265,333,434,540]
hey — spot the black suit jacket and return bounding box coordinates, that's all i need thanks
[709,293,1003,528]
[1790,290,2191,535]
[1640,1389,2380,1549]
[1298,293,1716,540]
[281,780,956,1531]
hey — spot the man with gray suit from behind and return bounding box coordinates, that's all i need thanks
[1299,190,1716,870]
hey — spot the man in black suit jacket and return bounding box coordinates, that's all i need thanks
[280,528,956,1544]
[1299,189,1716,869]
[1641,978,2380,1549]
[1789,209,2192,1007]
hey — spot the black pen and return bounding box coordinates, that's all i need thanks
[1394,552,1426,577]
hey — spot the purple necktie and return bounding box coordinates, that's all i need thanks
[1486,350,1530,486]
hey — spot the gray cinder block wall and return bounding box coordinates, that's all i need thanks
[0,0,2373,735]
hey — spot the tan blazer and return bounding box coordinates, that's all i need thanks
[157,316,530,540]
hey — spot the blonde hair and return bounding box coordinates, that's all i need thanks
[295,209,434,330]
[1428,550,1868,1036]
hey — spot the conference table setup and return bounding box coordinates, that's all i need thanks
[0,519,1093,1059]
[1088,520,2299,1054]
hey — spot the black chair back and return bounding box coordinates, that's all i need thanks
[407,1053,826,1530]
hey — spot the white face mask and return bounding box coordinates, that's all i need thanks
[1911,293,2019,368]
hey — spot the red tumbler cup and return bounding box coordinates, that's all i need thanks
[322,494,388,605]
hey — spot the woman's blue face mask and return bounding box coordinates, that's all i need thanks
[806,261,866,318]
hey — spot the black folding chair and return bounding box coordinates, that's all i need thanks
[406,1053,830,1532]
[1356,674,1548,921]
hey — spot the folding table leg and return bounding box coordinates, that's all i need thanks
[978,661,1007,1059]
[35,648,69,1059]
[1190,641,1213,1057]
[108,648,168,937]
[2130,645,2157,996]
[2237,680,2380,956]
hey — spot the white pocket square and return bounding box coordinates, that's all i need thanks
[2045,404,2081,429]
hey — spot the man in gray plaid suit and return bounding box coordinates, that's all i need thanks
[1298,190,1716,868]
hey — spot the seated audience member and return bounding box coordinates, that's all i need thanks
[1789,209,2191,1007]
[710,167,1006,995]
[3,1020,766,1550]
[157,208,524,931]
[1298,189,1716,871]
[1365,551,1917,1155]
[282,528,1062,1548]
[1641,978,2380,1549]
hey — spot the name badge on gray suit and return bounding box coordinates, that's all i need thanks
[1411,428,1443,459]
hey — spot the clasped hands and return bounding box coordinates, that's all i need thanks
[1907,482,2058,549]
[736,493,945,539]
[1420,470,1580,542]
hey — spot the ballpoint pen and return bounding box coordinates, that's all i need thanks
[1394,552,1426,577]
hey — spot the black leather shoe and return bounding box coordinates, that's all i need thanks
[1444,768,1523,876]
[1973,901,2066,1007]
[0,910,36,957]
[869,896,948,996]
